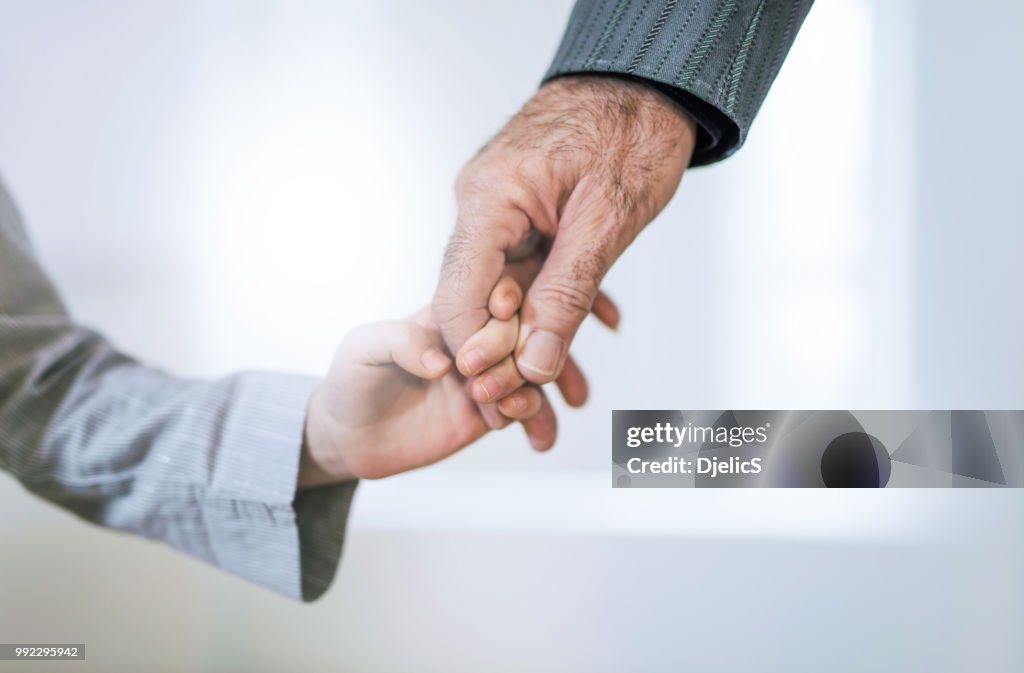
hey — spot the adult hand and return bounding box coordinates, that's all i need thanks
[433,75,697,433]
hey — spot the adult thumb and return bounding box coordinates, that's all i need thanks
[515,220,618,385]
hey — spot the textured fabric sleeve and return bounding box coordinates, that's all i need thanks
[0,179,355,602]
[545,0,814,166]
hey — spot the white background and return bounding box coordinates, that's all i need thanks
[1,1,1022,671]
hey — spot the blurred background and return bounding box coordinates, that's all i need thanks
[1,0,1023,671]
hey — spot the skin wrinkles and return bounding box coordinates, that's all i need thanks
[433,73,697,447]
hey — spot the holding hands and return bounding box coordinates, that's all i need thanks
[304,76,697,484]
[301,272,618,485]
[300,277,570,484]
[433,75,696,447]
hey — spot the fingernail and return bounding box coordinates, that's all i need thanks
[421,349,449,373]
[461,347,487,376]
[518,330,564,378]
[475,375,499,403]
[500,394,526,415]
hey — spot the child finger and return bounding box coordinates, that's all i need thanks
[343,321,450,379]
[488,274,523,321]
[478,400,514,430]
[468,355,526,405]
[456,314,519,377]
[497,385,543,420]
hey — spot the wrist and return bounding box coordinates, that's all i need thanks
[539,74,698,149]
[298,384,355,488]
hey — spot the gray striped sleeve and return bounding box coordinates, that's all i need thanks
[0,179,354,602]
[546,0,814,165]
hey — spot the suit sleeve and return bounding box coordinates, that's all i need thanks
[0,180,354,602]
[545,0,814,166]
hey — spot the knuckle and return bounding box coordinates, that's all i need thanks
[455,162,509,201]
[435,304,487,332]
[396,321,420,348]
[456,161,537,215]
[532,278,594,319]
[432,304,491,351]
[430,297,461,327]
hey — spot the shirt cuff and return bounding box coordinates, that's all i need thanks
[543,0,813,166]
[204,371,357,601]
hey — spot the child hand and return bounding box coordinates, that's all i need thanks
[300,279,544,484]
[453,275,621,445]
